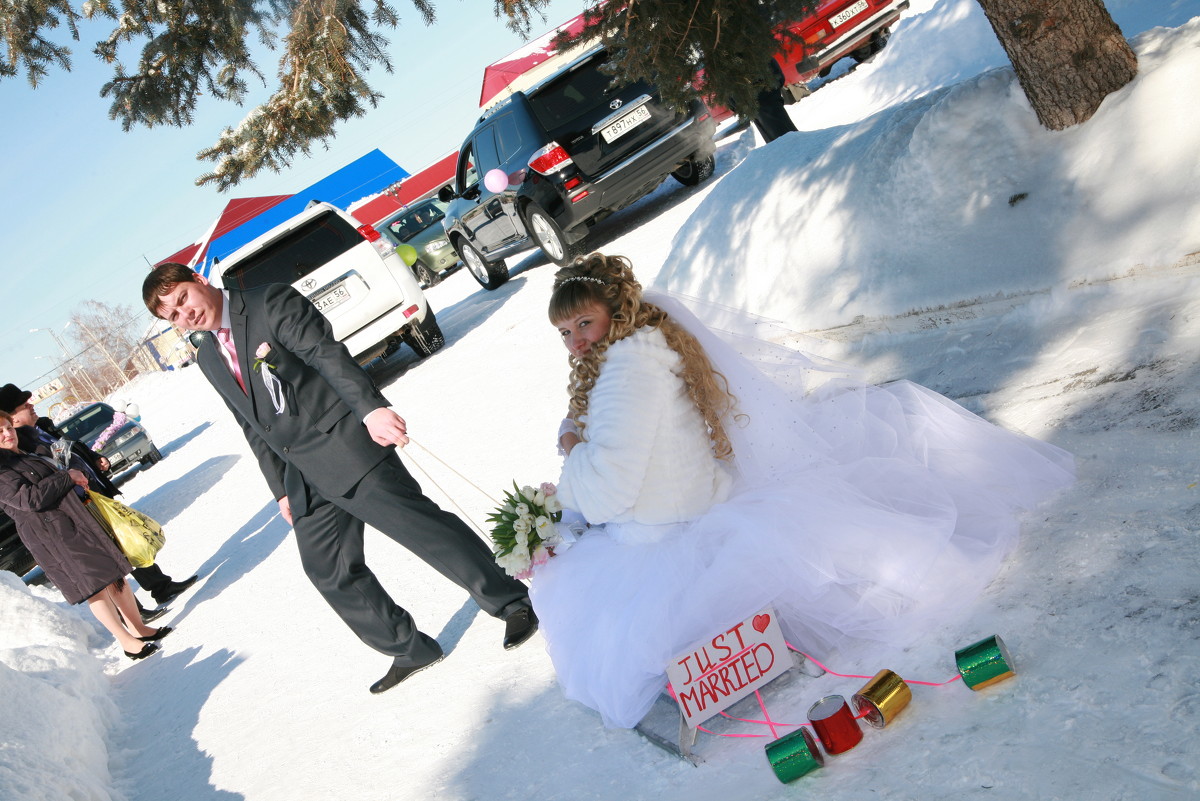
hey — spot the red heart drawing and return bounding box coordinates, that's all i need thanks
[752,614,770,633]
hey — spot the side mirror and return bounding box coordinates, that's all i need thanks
[437,184,456,203]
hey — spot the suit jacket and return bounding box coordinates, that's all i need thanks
[195,284,393,508]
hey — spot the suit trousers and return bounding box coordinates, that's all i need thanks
[291,450,529,666]
[131,563,172,599]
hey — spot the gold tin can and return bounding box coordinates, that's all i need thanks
[851,669,912,728]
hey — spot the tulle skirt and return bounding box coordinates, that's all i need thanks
[529,378,1074,729]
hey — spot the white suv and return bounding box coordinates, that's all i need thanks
[213,201,443,361]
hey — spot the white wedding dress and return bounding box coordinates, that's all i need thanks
[529,295,1074,729]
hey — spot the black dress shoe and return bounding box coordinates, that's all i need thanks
[140,606,169,624]
[502,607,538,650]
[124,642,160,660]
[138,626,173,642]
[153,575,198,605]
[369,654,445,695]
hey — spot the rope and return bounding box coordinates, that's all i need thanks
[400,438,498,539]
[665,645,961,740]
[407,438,501,505]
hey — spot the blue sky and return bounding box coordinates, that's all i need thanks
[0,0,586,393]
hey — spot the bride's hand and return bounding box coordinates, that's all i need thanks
[559,431,581,455]
[557,417,581,455]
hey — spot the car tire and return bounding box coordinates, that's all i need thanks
[411,259,438,288]
[402,309,445,358]
[456,238,509,290]
[143,446,162,465]
[525,204,581,267]
[671,153,716,187]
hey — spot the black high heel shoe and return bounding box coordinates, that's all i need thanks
[138,626,173,642]
[125,642,160,660]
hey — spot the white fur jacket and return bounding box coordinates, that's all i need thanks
[558,327,733,526]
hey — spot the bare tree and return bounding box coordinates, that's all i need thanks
[66,301,146,394]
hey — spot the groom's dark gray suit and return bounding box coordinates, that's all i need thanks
[195,283,529,666]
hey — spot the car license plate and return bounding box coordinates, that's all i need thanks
[313,284,351,313]
[601,104,652,143]
[830,0,868,27]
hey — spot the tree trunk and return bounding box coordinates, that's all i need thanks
[975,0,1137,130]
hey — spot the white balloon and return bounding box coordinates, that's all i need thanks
[483,168,509,193]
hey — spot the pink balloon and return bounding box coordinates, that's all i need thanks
[483,168,509,194]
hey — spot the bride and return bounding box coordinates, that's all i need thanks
[529,253,1074,729]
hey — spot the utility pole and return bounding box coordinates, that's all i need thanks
[68,320,129,391]
[30,326,103,401]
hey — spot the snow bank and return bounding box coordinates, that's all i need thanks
[657,11,1200,333]
[0,574,120,801]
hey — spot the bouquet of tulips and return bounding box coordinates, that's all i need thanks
[488,482,564,580]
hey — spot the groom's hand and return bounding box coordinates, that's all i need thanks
[365,408,410,448]
[277,496,293,526]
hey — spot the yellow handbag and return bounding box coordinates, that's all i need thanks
[85,491,166,568]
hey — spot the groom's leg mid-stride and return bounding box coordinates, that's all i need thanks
[297,454,538,693]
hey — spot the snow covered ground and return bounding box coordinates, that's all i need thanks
[2,1,1198,798]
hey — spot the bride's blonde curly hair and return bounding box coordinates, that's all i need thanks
[548,252,736,460]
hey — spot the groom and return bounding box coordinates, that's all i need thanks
[142,264,536,693]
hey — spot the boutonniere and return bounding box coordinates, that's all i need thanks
[253,342,286,415]
[252,342,276,372]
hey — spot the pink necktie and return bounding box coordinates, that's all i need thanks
[216,328,247,394]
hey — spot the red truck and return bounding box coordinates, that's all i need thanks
[775,0,910,101]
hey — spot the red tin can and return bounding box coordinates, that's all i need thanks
[808,694,863,755]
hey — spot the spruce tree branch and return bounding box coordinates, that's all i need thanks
[0,0,82,85]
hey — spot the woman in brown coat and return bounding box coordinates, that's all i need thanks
[0,411,169,659]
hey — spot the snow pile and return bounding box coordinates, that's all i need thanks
[658,14,1200,333]
[0,574,119,801]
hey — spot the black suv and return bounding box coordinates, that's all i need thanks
[439,46,718,287]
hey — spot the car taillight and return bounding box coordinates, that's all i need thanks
[358,223,396,258]
[528,143,574,176]
[563,176,582,191]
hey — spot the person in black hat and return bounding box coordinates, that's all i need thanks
[0,383,198,618]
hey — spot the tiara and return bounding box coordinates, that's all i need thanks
[558,276,606,288]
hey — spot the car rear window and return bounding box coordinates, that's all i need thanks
[222,211,363,289]
[528,53,625,131]
[58,404,117,441]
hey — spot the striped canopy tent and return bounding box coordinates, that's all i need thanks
[155,195,292,271]
[478,9,601,108]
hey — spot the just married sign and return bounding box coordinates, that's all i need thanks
[666,607,791,728]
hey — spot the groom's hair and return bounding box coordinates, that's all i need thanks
[142,263,201,318]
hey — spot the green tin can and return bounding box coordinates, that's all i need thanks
[955,634,1016,690]
[765,726,825,783]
